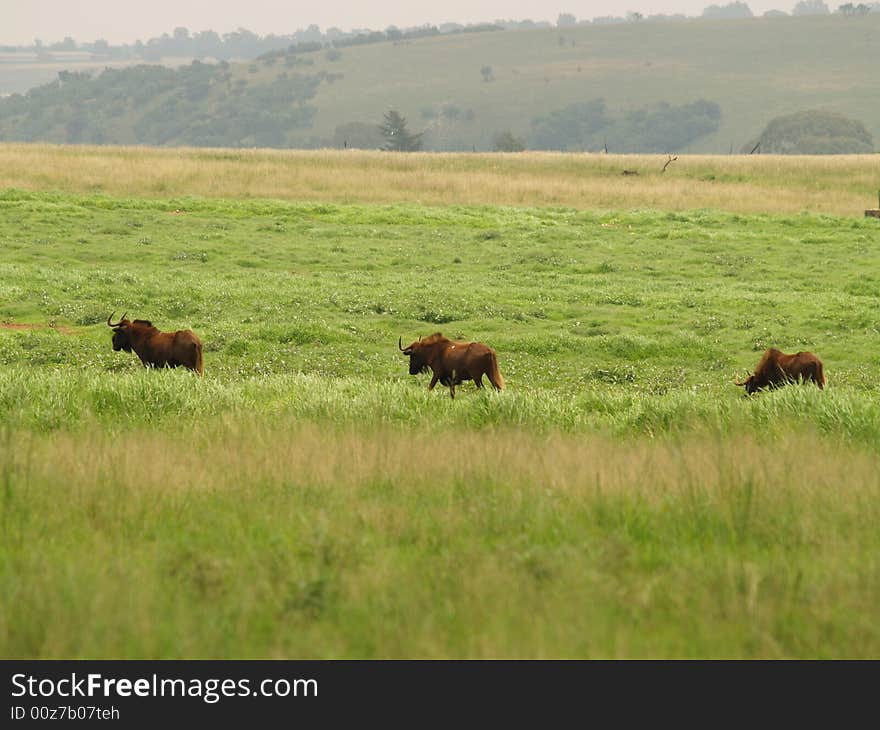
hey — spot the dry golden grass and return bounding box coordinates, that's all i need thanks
[1,143,877,215]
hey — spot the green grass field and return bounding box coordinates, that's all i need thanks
[2,157,880,657]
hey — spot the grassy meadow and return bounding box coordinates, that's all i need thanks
[1,147,880,658]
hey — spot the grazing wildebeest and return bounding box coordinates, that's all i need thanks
[399,332,504,399]
[734,348,825,395]
[107,312,203,375]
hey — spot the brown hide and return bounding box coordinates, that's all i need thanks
[734,348,825,394]
[108,313,203,375]
[399,332,504,399]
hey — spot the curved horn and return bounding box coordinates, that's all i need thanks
[399,336,404,352]
[107,311,126,328]
[733,371,748,387]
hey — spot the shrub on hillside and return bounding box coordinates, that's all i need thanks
[744,110,873,154]
[614,100,721,153]
[493,130,526,152]
[529,98,721,153]
[530,99,608,151]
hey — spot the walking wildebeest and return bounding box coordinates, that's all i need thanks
[107,312,204,375]
[399,332,504,399]
[734,348,825,395]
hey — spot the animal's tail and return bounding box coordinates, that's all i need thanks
[489,350,505,391]
[193,342,204,376]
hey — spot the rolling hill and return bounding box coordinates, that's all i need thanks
[1,14,878,153]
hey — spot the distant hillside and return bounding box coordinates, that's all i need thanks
[0,23,504,96]
[1,14,878,153]
[0,53,203,98]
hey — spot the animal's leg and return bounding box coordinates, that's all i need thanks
[428,373,439,390]
[474,373,484,389]
[449,381,455,399]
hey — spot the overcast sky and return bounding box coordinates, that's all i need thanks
[1,0,804,46]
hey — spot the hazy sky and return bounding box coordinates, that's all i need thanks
[2,0,801,46]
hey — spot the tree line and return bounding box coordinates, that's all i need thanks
[364,105,873,155]
[4,23,503,63]
[7,3,878,63]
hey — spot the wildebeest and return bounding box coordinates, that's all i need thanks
[734,348,825,394]
[399,332,504,399]
[107,312,204,375]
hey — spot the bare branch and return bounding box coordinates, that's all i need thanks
[661,154,678,173]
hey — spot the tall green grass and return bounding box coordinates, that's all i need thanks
[2,425,879,658]
[3,368,880,442]
[3,190,880,658]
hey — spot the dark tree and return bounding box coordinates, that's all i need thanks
[493,130,525,152]
[378,109,423,151]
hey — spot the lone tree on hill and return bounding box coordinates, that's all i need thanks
[742,110,873,154]
[378,109,424,151]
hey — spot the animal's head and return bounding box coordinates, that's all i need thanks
[107,312,133,352]
[399,335,430,375]
[399,333,450,375]
[733,371,758,395]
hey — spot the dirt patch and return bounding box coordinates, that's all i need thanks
[0,322,73,335]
